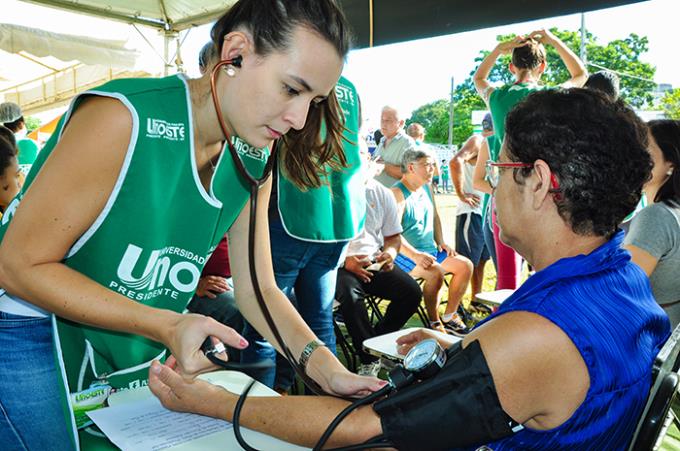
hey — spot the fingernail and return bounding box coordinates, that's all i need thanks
[151,361,161,374]
[239,338,249,348]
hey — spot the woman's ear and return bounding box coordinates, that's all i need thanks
[220,31,251,63]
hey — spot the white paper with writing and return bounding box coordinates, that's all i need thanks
[87,396,230,450]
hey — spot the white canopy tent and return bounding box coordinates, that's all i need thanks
[0,21,150,116]
[6,0,648,117]
[20,0,238,75]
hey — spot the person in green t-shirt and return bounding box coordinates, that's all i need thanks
[0,1,384,449]
[473,28,586,290]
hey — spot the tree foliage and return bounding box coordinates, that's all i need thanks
[409,28,657,146]
[661,89,680,120]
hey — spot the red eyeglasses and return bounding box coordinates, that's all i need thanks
[486,160,562,200]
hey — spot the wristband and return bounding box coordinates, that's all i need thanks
[299,339,325,374]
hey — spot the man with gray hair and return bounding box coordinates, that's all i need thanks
[374,106,416,187]
[391,148,473,335]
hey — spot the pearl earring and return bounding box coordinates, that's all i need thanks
[225,66,236,77]
[668,168,674,176]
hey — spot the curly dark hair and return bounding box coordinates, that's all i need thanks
[503,88,652,237]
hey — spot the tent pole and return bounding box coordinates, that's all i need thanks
[448,76,454,153]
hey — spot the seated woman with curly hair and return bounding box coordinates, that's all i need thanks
[148,89,670,451]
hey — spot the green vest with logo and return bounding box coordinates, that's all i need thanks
[277,76,365,242]
[0,75,268,448]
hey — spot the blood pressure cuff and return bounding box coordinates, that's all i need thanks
[373,340,520,451]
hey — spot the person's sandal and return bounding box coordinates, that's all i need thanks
[429,320,448,334]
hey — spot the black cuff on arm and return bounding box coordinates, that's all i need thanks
[373,340,519,451]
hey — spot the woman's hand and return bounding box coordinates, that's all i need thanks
[496,36,527,55]
[148,360,229,418]
[396,328,456,355]
[528,28,556,45]
[323,367,388,398]
[163,313,248,378]
[306,348,387,397]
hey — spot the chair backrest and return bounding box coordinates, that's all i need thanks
[627,372,679,451]
[654,323,680,376]
[627,323,680,451]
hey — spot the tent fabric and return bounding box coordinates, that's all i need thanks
[23,0,646,47]
[0,23,140,69]
[338,0,648,48]
[21,0,237,32]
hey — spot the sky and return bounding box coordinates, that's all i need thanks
[3,0,679,127]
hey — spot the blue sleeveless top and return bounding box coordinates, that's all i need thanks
[477,231,670,451]
[394,181,437,253]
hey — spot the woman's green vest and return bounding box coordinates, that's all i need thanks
[0,75,268,448]
[276,76,365,241]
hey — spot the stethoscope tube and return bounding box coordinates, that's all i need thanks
[209,58,330,395]
[209,57,387,451]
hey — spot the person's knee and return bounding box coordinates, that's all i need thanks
[422,268,444,288]
[446,255,474,278]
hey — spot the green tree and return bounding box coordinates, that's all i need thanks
[660,89,680,120]
[409,28,658,147]
[24,116,42,132]
[407,99,450,144]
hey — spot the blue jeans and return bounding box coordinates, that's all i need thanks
[241,219,346,390]
[0,312,75,451]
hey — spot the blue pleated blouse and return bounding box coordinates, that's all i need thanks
[478,231,670,451]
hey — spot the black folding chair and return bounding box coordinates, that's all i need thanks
[628,323,680,451]
[332,300,359,373]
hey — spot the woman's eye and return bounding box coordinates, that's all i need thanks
[284,84,300,97]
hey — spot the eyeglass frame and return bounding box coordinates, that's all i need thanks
[485,160,562,200]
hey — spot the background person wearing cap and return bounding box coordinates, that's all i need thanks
[0,102,39,173]
[450,116,493,297]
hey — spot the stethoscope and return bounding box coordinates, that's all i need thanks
[203,56,445,451]
[205,57,329,385]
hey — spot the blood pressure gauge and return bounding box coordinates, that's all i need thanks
[403,338,447,379]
